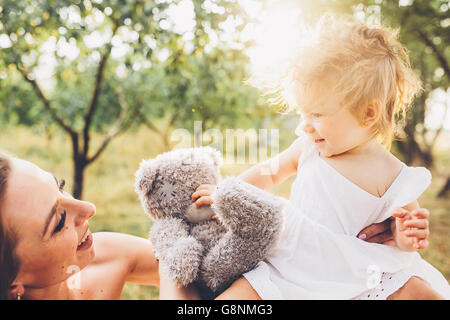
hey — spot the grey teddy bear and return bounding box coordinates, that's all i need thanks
[134,146,284,298]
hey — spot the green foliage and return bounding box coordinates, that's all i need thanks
[0,0,269,132]
[0,0,276,197]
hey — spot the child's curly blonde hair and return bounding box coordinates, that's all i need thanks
[282,14,423,149]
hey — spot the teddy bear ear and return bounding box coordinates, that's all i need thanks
[134,159,158,196]
[202,146,223,168]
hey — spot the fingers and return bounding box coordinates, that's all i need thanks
[411,208,430,219]
[361,207,431,250]
[357,218,391,241]
[415,239,429,250]
[393,208,429,221]
[364,230,394,244]
[191,184,216,202]
[191,190,212,202]
[194,196,213,208]
[192,184,215,208]
[382,239,397,247]
[391,207,409,219]
[404,228,429,239]
[196,184,215,192]
[404,218,428,230]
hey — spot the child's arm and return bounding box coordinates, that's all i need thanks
[238,136,303,190]
[192,137,303,207]
[391,201,430,251]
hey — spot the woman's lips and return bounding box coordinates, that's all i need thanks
[314,138,325,144]
[77,231,93,251]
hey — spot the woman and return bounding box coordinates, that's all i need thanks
[0,151,159,299]
[0,151,421,300]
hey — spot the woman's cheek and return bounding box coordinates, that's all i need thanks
[53,228,78,260]
[65,229,79,253]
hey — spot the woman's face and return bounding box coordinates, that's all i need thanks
[1,158,96,289]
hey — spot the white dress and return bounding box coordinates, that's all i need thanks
[243,134,450,300]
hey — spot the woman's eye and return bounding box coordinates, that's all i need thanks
[312,113,322,118]
[59,179,65,192]
[53,211,66,234]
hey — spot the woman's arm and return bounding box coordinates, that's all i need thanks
[158,263,200,300]
[94,232,160,286]
[158,272,257,300]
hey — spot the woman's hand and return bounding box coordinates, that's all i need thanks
[357,217,396,245]
[357,207,430,251]
[391,208,430,251]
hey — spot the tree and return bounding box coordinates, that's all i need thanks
[0,0,265,198]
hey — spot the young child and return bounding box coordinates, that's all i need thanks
[190,16,450,300]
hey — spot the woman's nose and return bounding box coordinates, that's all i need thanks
[74,200,96,225]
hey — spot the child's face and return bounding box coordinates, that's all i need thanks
[297,98,372,157]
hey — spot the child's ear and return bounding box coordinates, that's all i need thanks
[363,100,382,127]
[202,146,223,168]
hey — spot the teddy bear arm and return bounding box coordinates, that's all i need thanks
[212,177,285,241]
[150,218,204,286]
[201,234,266,293]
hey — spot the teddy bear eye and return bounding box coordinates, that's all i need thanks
[156,181,178,199]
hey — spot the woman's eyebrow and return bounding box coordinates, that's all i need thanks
[42,176,61,238]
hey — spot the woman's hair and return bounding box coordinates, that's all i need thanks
[282,14,423,149]
[0,151,20,300]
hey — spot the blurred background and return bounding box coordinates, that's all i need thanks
[0,0,448,299]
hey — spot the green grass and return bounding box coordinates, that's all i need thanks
[0,125,448,299]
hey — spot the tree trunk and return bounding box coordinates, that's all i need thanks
[438,176,450,198]
[73,153,86,200]
[162,131,171,152]
[395,122,433,167]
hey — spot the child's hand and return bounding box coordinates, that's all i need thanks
[391,208,430,251]
[191,184,216,215]
[191,184,218,220]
